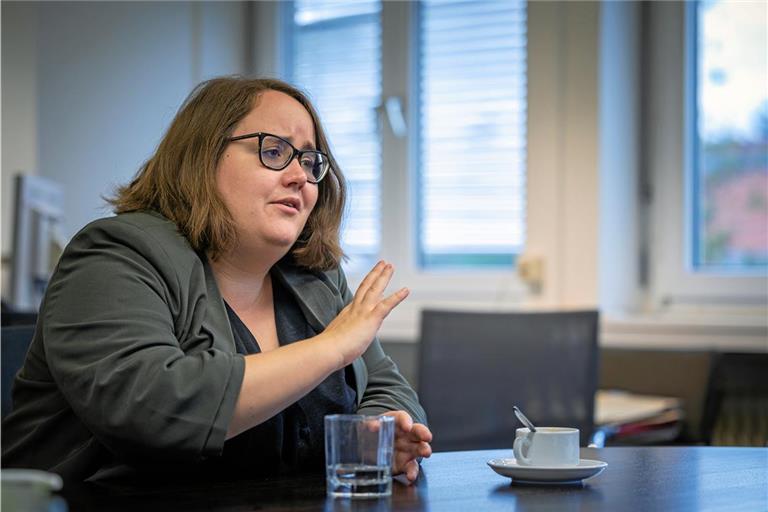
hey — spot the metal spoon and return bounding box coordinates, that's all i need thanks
[513,406,537,433]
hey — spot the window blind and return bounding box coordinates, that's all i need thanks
[290,0,382,271]
[418,0,527,268]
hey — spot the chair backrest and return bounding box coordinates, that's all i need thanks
[418,309,599,451]
[2,324,36,418]
[1,310,39,327]
[704,353,768,446]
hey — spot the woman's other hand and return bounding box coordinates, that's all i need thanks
[381,410,433,483]
[322,261,409,366]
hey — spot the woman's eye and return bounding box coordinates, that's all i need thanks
[262,147,284,159]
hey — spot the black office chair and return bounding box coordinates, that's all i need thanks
[1,300,38,327]
[418,309,599,451]
[2,324,36,417]
[704,353,768,447]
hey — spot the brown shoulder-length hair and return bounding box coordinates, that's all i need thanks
[108,76,346,271]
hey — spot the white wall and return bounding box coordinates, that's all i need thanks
[526,1,600,309]
[37,2,248,240]
[598,0,642,314]
[1,1,249,295]
[1,2,40,297]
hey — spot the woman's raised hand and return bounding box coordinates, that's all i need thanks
[322,261,409,367]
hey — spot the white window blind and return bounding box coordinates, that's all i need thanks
[418,0,527,268]
[289,0,382,271]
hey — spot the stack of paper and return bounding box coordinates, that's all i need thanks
[594,390,685,445]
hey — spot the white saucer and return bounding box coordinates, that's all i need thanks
[487,458,607,484]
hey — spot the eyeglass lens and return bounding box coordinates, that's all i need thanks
[261,135,327,182]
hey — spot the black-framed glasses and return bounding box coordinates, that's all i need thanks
[227,132,330,184]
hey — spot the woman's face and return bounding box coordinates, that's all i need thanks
[216,90,320,256]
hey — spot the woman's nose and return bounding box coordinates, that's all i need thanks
[281,155,309,186]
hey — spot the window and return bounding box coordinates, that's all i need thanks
[692,0,768,272]
[648,1,767,307]
[284,0,527,272]
[417,0,527,268]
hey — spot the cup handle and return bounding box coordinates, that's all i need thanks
[513,435,532,465]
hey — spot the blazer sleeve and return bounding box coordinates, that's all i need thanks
[41,218,244,463]
[334,269,427,425]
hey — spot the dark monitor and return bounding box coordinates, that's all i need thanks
[9,174,64,311]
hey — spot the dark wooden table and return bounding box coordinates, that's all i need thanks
[60,447,767,511]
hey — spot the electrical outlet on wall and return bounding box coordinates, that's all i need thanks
[517,255,544,294]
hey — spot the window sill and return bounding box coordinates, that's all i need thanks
[601,312,768,353]
[379,307,768,353]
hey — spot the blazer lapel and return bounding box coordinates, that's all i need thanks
[273,260,343,334]
[275,261,367,407]
[201,255,236,352]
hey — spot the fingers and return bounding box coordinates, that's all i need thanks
[360,263,394,305]
[408,423,433,443]
[395,438,432,460]
[385,412,432,458]
[363,418,382,433]
[388,415,432,442]
[382,411,414,433]
[354,260,386,303]
[355,261,407,310]
[392,423,432,472]
[404,460,420,482]
[376,287,410,317]
[393,452,424,482]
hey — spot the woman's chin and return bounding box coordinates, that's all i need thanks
[236,226,304,255]
[264,231,302,250]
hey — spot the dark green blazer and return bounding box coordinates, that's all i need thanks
[1,211,425,481]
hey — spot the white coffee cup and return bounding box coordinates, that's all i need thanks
[513,427,580,467]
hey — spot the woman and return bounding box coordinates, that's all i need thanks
[2,77,432,482]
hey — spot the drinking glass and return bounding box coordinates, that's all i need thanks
[324,414,394,498]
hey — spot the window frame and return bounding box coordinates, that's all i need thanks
[647,1,767,310]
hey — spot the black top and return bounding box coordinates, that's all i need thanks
[214,275,357,476]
